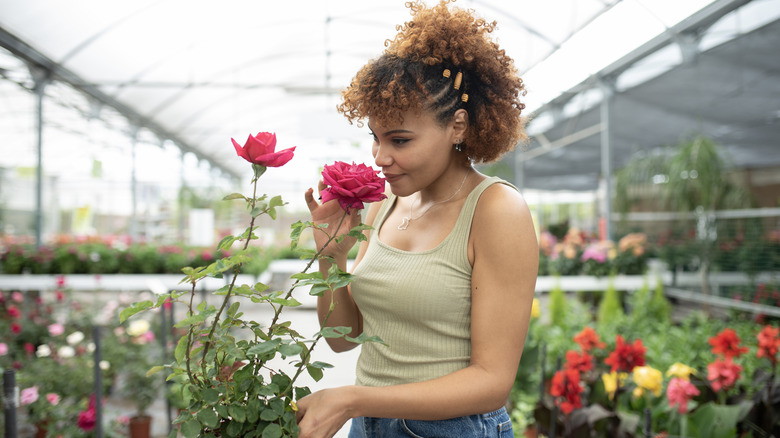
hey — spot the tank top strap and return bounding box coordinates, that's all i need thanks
[447,176,514,248]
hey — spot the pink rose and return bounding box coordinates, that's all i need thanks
[7,305,20,318]
[46,393,61,405]
[20,386,39,405]
[48,323,65,336]
[321,161,387,210]
[0,343,7,356]
[232,132,295,167]
[11,291,23,302]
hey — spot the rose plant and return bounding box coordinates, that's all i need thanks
[121,132,385,437]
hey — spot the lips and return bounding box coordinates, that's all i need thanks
[383,172,403,183]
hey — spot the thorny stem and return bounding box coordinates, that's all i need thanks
[185,281,201,386]
[285,294,337,394]
[200,177,261,380]
[265,208,350,339]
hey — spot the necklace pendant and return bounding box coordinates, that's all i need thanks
[397,217,411,230]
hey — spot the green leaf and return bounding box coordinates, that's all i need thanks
[228,405,247,423]
[318,326,353,338]
[269,195,285,208]
[227,301,241,317]
[223,193,247,201]
[260,408,280,421]
[345,332,385,345]
[262,424,283,438]
[146,365,165,377]
[306,364,324,382]
[270,297,302,307]
[119,301,154,323]
[174,335,189,363]
[247,339,281,356]
[279,343,303,357]
[217,235,237,251]
[197,408,219,428]
[174,313,207,328]
[181,420,202,437]
[309,361,333,369]
[201,388,220,405]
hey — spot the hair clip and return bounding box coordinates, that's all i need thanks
[442,69,451,78]
[453,72,463,90]
[461,93,469,103]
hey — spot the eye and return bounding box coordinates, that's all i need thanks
[369,131,378,142]
[392,137,411,146]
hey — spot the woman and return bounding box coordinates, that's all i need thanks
[298,1,538,437]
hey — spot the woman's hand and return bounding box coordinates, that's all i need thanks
[296,387,357,438]
[305,181,362,259]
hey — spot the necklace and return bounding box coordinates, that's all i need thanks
[397,171,470,231]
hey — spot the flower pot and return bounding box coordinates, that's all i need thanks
[35,422,48,438]
[129,415,152,438]
[524,425,538,438]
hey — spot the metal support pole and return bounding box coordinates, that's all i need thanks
[93,325,104,438]
[160,302,173,429]
[32,70,49,247]
[599,78,615,242]
[129,128,139,241]
[3,369,18,438]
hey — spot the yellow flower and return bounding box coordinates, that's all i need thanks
[633,387,645,398]
[666,362,697,381]
[531,298,541,319]
[127,319,151,337]
[601,371,628,400]
[633,366,663,397]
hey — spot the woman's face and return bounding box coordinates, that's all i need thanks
[369,110,458,197]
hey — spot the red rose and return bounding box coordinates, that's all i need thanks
[232,132,295,167]
[321,161,387,210]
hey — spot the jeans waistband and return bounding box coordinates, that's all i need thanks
[481,406,507,419]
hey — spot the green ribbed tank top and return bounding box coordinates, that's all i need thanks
[350,176,507,387]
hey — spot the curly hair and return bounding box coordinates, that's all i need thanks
[337,0,527,163]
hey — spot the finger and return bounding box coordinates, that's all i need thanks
[318,180,327,195]
[304,188,319,212]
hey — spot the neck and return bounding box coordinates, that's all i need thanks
[418,165,473,206]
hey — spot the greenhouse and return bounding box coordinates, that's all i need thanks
[1,0,779,437]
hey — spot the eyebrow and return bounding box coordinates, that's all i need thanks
[378,129,414,136]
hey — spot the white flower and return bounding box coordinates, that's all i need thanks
[66,331,85,345]
[58,346,76,358]
[127,320,151,337]
[87,342,96,353]
[99,360,110,370]
[36,344,52,358]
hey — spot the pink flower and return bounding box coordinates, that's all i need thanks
[56,275,66,288]
[48,323,65,336]
[666,377,700,414]
[707,357,742,392]
[46,393,61,405]
[232,132,295,167]
[581,244,607,263]
[321,161,387,210]
[142,331,156,343]
[77,395,98,431]
[20,386,39,405]
[11,322,22,334]
[0,343,7,356]
[11,291,23,302]
[7,305,20,318]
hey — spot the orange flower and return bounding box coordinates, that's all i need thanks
[574,326,606,352]
[757,325,780,365]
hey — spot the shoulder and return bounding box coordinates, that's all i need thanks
[471,179,536,247]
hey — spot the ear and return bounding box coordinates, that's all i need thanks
[450,109,468,140]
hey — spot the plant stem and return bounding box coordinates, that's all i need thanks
[265,209,350,339]
[202,177,260,375]
[185,281,202,386]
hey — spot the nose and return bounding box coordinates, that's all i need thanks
[373,142,392,168]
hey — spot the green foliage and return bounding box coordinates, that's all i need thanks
[597,280,624,329]
[548,283,567,328]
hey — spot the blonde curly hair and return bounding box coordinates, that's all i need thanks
[338,0,527,163]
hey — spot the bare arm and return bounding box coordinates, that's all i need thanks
[297,184,539,437]
[304,184,384,352]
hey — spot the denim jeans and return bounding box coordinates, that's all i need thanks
[348,407,513,438]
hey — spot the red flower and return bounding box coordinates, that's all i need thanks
[573,326,606,352]
[756,325,780,365]
[7,305,20,319]
[550,368,583,414]
[564,350,594,374]
[321,161,387,210]
[23,343,35,355]
[232,132,295,167]
[77,395,98,431]
[666,377,700,414]
[708,328,748,359]
[707,357,742,392]
[11,322,22,334]
[604,335,646,373]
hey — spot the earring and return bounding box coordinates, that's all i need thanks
[454,138,463,152]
